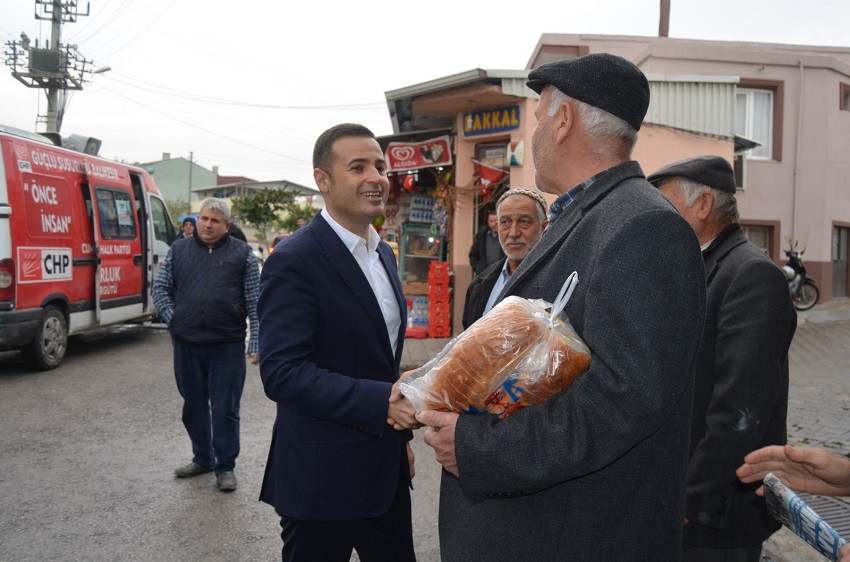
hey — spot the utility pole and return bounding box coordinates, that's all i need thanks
[659,0,671,37]
[4,0,92,133]
[188,152,194,209]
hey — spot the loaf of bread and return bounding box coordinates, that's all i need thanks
[400,295,590,417]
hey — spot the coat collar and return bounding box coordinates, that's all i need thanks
[702,223,745,284]
[500,161,645,298]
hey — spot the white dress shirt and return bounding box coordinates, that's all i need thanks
[321,208,402,356]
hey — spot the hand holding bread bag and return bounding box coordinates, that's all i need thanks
[400,272,590,417]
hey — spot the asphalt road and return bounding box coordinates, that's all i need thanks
[0,325,441,561]
[2,307,848,561]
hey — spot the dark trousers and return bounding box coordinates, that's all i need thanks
[172,338,246,474]
[279,478,415,562]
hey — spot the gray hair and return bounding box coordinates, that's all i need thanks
[677,177,739,223]
[199,197,232,223]
[547,87,638,160]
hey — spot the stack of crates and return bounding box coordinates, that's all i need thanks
[428,261,451,338]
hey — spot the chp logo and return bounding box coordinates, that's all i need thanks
[17,247,73,283]
[14,143,32,172]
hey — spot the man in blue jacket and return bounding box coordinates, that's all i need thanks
[153,197,259,493]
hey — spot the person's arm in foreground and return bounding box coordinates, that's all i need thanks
[737,444,850,496]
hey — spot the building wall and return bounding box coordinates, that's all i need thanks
[140,157,218,204]
[530,34,850,299]
[448,100,732,334]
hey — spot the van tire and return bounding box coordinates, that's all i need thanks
[23,305,68,371]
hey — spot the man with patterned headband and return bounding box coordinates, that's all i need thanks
[462,187,549,329]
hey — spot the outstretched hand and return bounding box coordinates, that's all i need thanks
[737,444,850,496]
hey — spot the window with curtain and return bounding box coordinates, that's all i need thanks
[736,88,773,159]
[742,225,771,255]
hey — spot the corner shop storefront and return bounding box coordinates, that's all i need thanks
[379,74,540,337]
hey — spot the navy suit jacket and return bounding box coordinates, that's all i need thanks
[257,213,410,521]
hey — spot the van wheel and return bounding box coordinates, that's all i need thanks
[23,305,68,370]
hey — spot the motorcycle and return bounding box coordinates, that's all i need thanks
[782,245,819,311]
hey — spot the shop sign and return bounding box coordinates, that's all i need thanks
[463,105,520,136]
[386,135,452,172]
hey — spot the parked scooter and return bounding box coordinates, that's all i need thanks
[782,243,819,311]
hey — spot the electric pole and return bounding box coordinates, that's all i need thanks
[188,152,194,208]
[4,0,92,133]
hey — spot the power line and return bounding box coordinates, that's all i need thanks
[91,0,179,60]
[102,86,310,165]
[102,70,387,110]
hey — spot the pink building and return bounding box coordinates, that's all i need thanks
[383,34,850,336]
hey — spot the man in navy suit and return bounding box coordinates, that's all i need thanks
[257,123,419,561]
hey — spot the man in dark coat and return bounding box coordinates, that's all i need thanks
[649,155,797,561]
[462,188,548,329]
[153,197,259,493]
[417,53,706,560]
[468,208,504,277]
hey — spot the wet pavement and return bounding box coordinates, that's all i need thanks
[402,298,850,561]
[0,298,847,560]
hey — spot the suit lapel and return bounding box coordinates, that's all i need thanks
[377,242,406,366]
[312,215,395,358]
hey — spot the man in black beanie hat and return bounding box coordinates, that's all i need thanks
[649,155,796,561]
[418,53,706,560]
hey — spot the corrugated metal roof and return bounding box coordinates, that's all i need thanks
[385,70,740,139]
[644,74,739,138]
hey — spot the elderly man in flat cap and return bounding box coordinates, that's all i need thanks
[417,53,706,560]
[461,188,549,329]
[647,155,796,561]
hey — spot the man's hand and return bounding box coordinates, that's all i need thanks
[246,353,259,365]
[417,409,460,477]
[387,376,422,430]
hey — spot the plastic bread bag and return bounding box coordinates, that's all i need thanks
[400,272,590,418]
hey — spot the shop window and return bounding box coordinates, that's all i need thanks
[736,80,783,161]
[841,83,850,111]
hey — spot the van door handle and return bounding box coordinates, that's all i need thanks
[133,254,143,265]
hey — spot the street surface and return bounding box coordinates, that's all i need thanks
[0,307,848,561]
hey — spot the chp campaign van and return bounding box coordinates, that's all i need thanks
[0,125,176,370]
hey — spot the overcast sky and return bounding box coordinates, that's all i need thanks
[2,0,849,189]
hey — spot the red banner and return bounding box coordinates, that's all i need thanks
[473,159,507,187]
[386,135,452,172]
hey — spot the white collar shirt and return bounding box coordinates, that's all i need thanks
[321,208,401,356]
[483,259,511,317]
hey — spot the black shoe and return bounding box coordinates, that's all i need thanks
[174,462,212,478]
[216,471,237,492]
